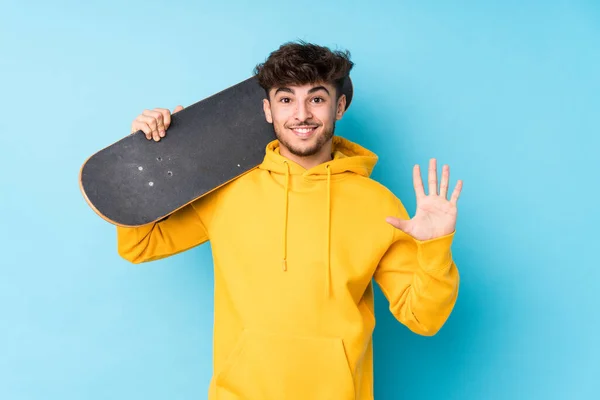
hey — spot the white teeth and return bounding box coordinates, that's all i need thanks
[293,127,315,133]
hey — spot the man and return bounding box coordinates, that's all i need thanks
[117,41,462,400]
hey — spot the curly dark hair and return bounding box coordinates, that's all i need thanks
[253,40,354,100]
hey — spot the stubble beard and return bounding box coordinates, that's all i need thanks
[274,121,336,157]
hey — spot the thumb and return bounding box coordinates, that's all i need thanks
[173,105,184,114]
[385,216,409,232]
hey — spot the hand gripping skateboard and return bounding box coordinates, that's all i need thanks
[79,75,354,227]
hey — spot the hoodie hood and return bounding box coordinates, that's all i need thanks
[259,136,378,178]
[258,136,378,297]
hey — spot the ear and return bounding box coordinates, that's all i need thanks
[263,98,273,123]
[335,94,347,121]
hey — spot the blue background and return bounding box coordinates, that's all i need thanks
[2,1,599,399]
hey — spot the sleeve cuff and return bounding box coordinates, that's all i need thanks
[414,230,455,273]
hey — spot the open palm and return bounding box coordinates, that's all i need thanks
[386,159,463,241]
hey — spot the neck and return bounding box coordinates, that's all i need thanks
[279,140,333,170]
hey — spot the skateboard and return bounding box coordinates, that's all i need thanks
[79,75,354,227]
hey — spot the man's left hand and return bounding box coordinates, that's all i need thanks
[386,158,463,241]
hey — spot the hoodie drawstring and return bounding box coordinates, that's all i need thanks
[325,164,332,297]
[282,161,290,271]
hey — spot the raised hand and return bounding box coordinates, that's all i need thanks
[386,158,463,241]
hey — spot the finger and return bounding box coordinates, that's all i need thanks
[138,114,161,141]
[165,105,185,130]
[143,109,166,138]
[439,164,450,199]
[130,121,141,135]
[141,109,163,139]
[132,121,153,140]
[428,158,438,196]
[413,164,426,201]
[450,180,463,205]
[154,108,172,132]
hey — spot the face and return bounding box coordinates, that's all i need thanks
[262,82,346,158]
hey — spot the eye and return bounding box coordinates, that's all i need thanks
[312,97,325,103]
[279,97,292,104]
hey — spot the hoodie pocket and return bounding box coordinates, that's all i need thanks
[215,329,356,400]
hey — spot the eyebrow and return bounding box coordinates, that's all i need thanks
[274,85,330,96]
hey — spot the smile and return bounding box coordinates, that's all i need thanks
[290,126,318,137]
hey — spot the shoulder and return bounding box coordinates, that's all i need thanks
[345,175,400,202]
[220,166,264,193]
[343,175,410,217]
[195,167,264,207]
[188,168,263,223]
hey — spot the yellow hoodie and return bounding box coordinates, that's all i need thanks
[116,136,459,400]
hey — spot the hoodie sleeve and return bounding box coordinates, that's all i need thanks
[116,190,220,264]
[373,197,459,336]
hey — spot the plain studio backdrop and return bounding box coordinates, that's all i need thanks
[1,1,598,399]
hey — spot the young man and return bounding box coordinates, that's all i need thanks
[118,41,462,400]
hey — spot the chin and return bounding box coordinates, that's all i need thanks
[287,138,332,158]
[281,140,318,157]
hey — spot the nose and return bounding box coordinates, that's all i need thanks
[295,100,312,122]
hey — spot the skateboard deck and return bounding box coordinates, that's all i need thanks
[79,75,354,227]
